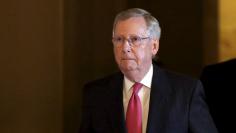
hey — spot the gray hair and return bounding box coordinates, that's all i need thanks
[112,8,161,39]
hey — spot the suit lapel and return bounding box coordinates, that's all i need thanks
[108,72,126,133]
[146,65,172,133]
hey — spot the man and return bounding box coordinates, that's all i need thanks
[200,58,236,133]
[80,8,218,133]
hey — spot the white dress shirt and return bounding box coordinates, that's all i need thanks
[123,64,153,133]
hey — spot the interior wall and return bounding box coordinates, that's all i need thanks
[202,0,236,64]
[0,0,63,133]
[202,0,219,65]
[219,0,236,61]
[146,0,204,76]
[63,0,127,132]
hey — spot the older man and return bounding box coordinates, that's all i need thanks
[80,8,218,133]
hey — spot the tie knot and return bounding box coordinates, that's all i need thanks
[132,82,143,95]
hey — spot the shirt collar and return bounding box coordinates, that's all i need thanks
[124,64,153,92]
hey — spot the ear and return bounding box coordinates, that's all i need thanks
[152,39,159,56]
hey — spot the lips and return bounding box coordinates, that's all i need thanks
[121,56,135,60]
[122,58,134,60]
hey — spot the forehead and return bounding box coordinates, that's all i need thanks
[114,17,148,36]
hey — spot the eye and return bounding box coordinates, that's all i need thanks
[130,36,140,43]
[114,36,123,42]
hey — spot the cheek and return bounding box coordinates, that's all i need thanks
[132,49,144,64]
[134,47,152,62]
[114,48,121,61]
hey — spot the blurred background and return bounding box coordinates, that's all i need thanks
[1,0,236,133]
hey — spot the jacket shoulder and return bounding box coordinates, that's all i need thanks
[84,72,122,86]
[163,68,200,85]
[83,72,122,91]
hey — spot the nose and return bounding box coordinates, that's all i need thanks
[122,40,131,53]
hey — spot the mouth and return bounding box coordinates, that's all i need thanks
[121,58,134,61]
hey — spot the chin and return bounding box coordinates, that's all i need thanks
[121,65,136,71]
[120,66,139,76]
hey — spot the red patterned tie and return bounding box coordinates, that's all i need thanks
[126,82,143,133]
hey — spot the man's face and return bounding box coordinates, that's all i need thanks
[113,17,159,81]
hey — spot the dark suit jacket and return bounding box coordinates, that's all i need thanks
[200,59,236,133]
[80,64,218,133]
